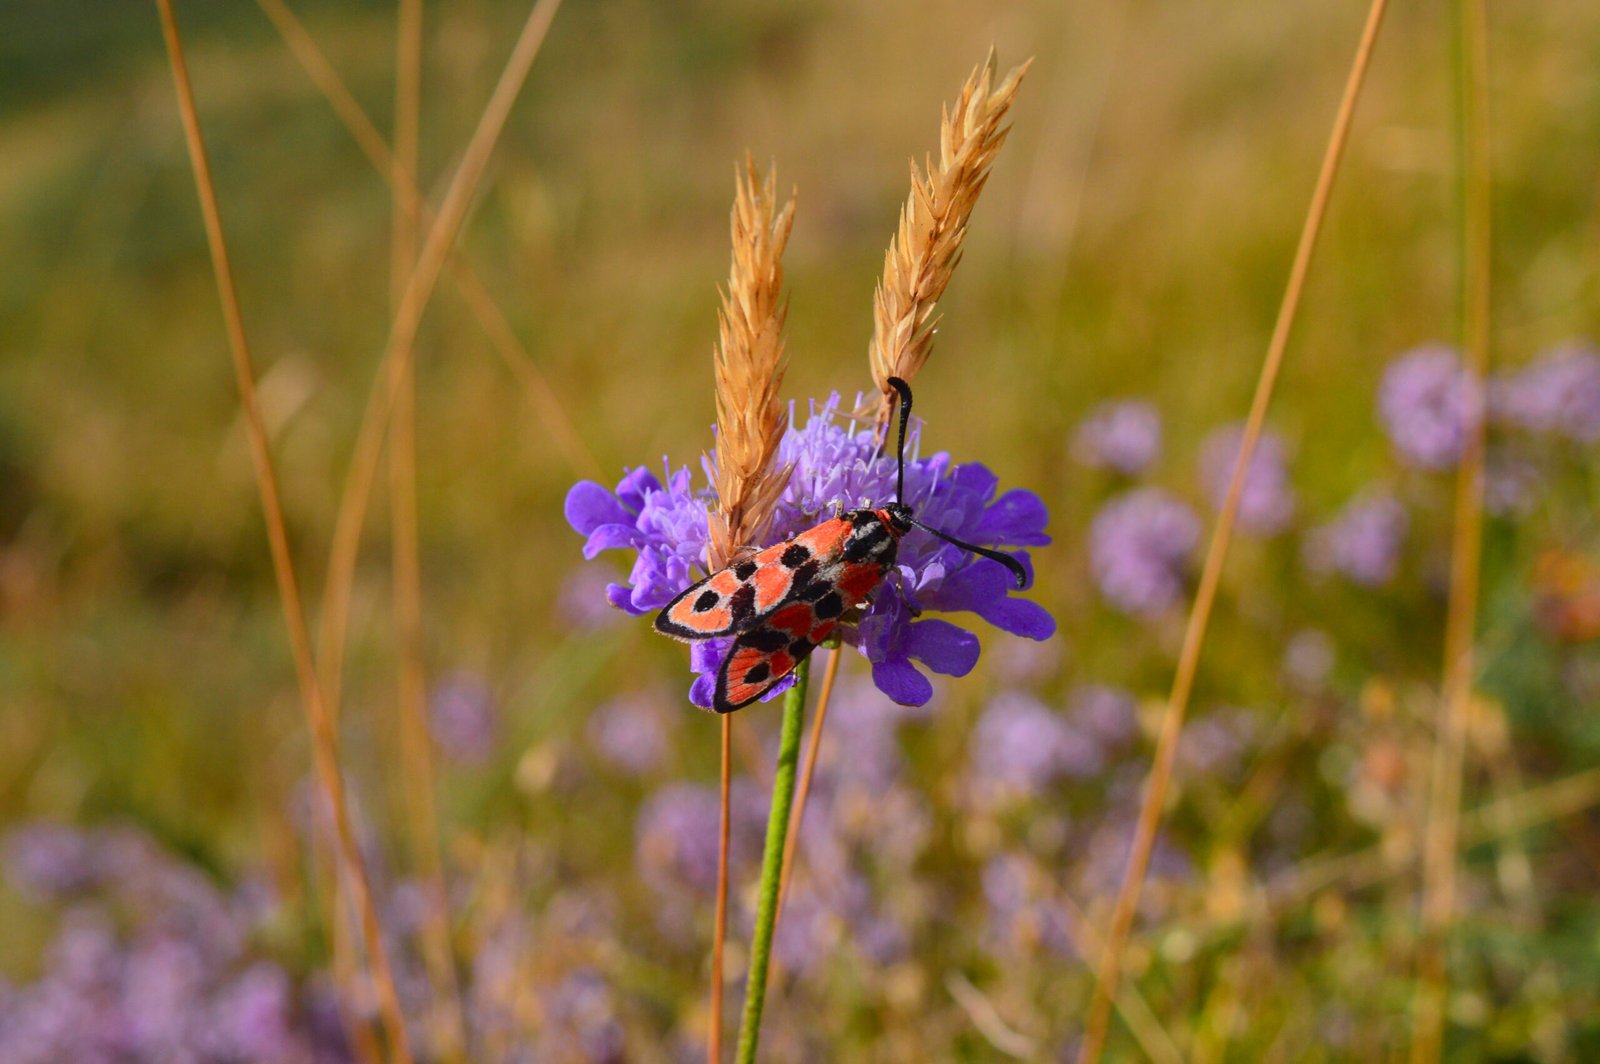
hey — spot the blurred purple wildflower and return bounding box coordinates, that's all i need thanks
[970,692,1102,805]
[1492,342,1600,442]
[1088,487,1200,617]
[1304,492,1408,586]
[565,394,1054,708]
[1072,399,1162,475]
[1198,423,1295,535]
[1068,683,1139,749]
[1379,344,1481,470]
[1484,449,1542,518]
[1282,629,1335,691]
[0,823,345,1064]
[982,853,1076,958]
[3,824,100,901]
[586,692,671,776]
[429,672,499,765]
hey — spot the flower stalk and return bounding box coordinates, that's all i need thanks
[735,659,810,1064]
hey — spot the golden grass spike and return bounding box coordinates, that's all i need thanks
[868,51,1031,423]
[707,157,797,569]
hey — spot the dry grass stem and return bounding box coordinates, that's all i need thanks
[867,52,1031,425]
[253,0,597,480]
[707,158,797,567]
[705,156,795,1064]
[710,714,732,1064]
[386,3,469,1058]
[1412,0,1491,1057]
[156,3,415,1060]
[314,0,561,728]
[1076,3,1391,1060]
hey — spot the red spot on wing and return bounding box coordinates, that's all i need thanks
[837,561,886,603]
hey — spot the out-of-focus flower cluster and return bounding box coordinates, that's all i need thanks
[566,394,1055,708]
[1075,341,1600,616]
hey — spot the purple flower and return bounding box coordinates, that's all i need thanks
[1282,629,1335,691]
[429,672,499,765]
[1072,399,1162,474]
[982,853,1076,957]
[1379,344,1481,470]
[587,693,671,776]
[566,394,1054,708]
[970,692,1101,803]
[1484,449,1542,517]
[1069,684,1138,749]
[1493,342,1600,442]
[3,824,100,901]
[1304,492,1408,586]
[1198,424,1295,535]
[1088,487,1200,617]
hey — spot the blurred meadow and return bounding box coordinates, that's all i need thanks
[3,0,1600,1060]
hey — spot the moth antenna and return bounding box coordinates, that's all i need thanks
[887,376,913,506]
[908,518,1028,590]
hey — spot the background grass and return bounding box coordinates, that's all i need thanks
[2,0,1599,1059]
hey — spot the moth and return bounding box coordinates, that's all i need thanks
[655,377,1027,713]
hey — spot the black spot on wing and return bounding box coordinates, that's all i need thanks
[787,638,814,658]
[742,662,771,685]
[781,543,812,568]
[740,627,790,652]
[728,583,757,626]
[693,589,720,613]
[733,560,758,580]
[813,590,844,619]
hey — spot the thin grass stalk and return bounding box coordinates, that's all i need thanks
[1412,0,1491,1057]
[774,643,843,924]
[1075,3,1391,1059]
[252,0,598,481]
[710,715,732,1064]
[702,159,796,1064]
[386,3,469,1059]
[314,0,561,728]
[867,52,1030,427]
[735,660,809,1064]
[154,4,414,1060]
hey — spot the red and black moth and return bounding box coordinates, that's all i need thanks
[655,377,1028,713]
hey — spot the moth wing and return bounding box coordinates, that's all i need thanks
[653,517,855,641]
[713,602,840,713]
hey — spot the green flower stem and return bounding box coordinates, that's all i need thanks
[734,658,809,1064]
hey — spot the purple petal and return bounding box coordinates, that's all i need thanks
[975,597,1056,640]
[565,482,631,536]
[949,462,999,501]
[871,657,933,706]
[920,558,1013,613]
[606,583,647,615]
[615,467,661,511]
[973,490,1052,546]
[688,674,715,710]
[582,523,638,559]
[904,619,980,677]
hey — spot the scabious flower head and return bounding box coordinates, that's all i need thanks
[1198,423,1295,535]
[1492,342,1600,443]
[1379,344,1481,470]
[970,692,1101,805]
[1088,487,1200,617]
[1068,683,1139,749]
[1072,399,1162,475]
[565,394,1054,708]
[1303,492,1408,586]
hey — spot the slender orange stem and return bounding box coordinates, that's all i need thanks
[1076,2,1391,1059]
[155,4,414,1061]
[252,0,596,482]
[1412,0,1490,1058]
[386,2,469,1060]
[315,0,562,731]
[710,714,732,1064]
[775,644,843,924]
